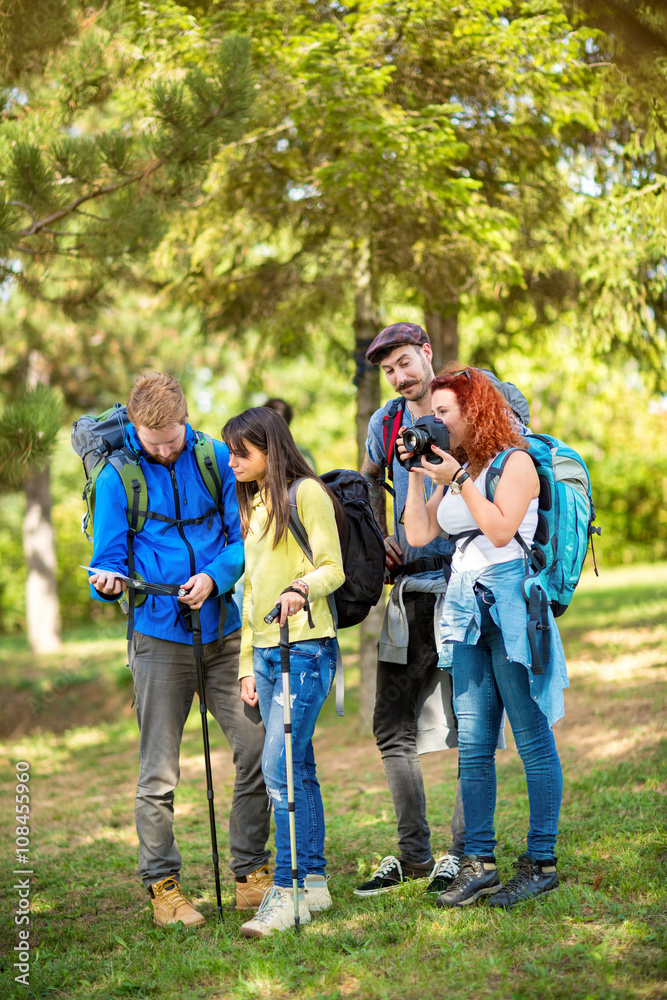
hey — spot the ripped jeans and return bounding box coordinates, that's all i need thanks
[253,637,337,888]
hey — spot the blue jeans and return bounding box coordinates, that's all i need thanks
[452,592,562,860]
[253,637,337,888]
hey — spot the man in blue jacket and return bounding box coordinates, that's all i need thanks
[89,372,271,926]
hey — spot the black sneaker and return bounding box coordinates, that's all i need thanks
[436,854,501,908]
[488,854,559,909]
[426,854,461,894]
[353,855,435,897]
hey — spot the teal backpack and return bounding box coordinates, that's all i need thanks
[485,434,600,673]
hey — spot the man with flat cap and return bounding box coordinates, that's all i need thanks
[353,323,465,899]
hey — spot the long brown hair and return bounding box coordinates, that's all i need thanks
[222,407,342,547]
[430,364,527,478]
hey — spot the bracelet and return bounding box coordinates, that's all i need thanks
[291,578,309,596]
[451,467,464,483]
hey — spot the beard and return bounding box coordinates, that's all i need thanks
[398,356,433,402]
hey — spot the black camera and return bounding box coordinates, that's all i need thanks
[399,416,450,469]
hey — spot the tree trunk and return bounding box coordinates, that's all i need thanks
[23,463,61,653]
[425,303,459,370]
[23,350,61,653]
[353,239,381,728]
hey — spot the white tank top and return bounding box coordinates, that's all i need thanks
[437,462,538,574]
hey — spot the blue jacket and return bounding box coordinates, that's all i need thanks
[90,422,244,645]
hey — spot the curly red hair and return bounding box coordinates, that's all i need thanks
[430,363,527,477]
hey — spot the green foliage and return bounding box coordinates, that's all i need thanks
[0,8,254,303]
[0,384,63,490]
[0,0,80,82]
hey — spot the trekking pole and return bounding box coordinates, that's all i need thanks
[181,601,224,924]
[82,569,225,920]
[278,618,301,931]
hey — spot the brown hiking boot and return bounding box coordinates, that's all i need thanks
[235,865,274,910]
[149,877,205,928]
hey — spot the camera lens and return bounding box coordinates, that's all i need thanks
[402,428,419,452]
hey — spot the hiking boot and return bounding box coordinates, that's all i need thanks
[426,854,461,894]
[488,854,559,909]
[149,876,205,928]
[353,855,435,897]
[235,865,274,910]
[240,886,310,938]
[436,855,501,908]
[304,873,332,912]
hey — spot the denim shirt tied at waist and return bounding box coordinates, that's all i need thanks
[437,559,569,729]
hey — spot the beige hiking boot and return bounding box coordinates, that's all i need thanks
[235,864,274,910]
[304,873,332,912]
[150,876,205,928]
[240,885,310,938]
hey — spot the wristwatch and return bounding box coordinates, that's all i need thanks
[450,470,470,495]
[292,578,309,596]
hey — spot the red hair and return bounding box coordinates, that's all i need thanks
[430,363,527,477]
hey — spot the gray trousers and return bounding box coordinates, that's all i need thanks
[373,591,465,864]
[129,628,270,887]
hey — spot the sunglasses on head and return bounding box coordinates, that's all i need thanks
[450,368,472,381]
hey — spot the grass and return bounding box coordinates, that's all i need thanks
[0,563,666,999]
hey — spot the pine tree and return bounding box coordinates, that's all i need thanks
[0,3,255,649]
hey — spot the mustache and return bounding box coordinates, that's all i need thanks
[397,379,420,391]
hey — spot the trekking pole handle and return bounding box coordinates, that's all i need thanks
[264,604,281,625]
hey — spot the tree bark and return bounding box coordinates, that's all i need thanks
[23,349,61,652]
[425,303,459,370]
[23,463,61,653]
[353,239,381,728]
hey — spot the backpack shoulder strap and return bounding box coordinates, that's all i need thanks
[287,479,313,561]
[484,447,522,501]
[381,397,405,486]
[106,448,148,535]
[103,448,148,640]
[287,478,342,710]
[193,431,224,512]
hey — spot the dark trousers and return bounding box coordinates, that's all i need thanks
[373,591,465,865]
[129,628,270,886]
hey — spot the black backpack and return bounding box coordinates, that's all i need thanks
[287,470,386,716]
[287,470,385,629]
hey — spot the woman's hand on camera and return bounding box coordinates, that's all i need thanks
[416,445,462,486]
[396,428,410,464]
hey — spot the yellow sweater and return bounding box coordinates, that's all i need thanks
[239,478,345,678]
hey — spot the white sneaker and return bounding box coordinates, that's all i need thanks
[426,854,461,894]
[240,886,310,938]
[304,873,332,912]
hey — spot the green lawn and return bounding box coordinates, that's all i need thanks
[0,563,665,999]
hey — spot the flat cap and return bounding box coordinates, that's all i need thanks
[365,323,430,365]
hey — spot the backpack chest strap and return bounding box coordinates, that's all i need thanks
[143,504,220,534]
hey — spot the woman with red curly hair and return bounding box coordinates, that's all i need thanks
[402,364,567,911]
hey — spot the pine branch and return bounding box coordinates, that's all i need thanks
[0,385,63,492]
[15,158,165,238]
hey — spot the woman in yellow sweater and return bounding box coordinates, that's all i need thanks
[222,407,344,937]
